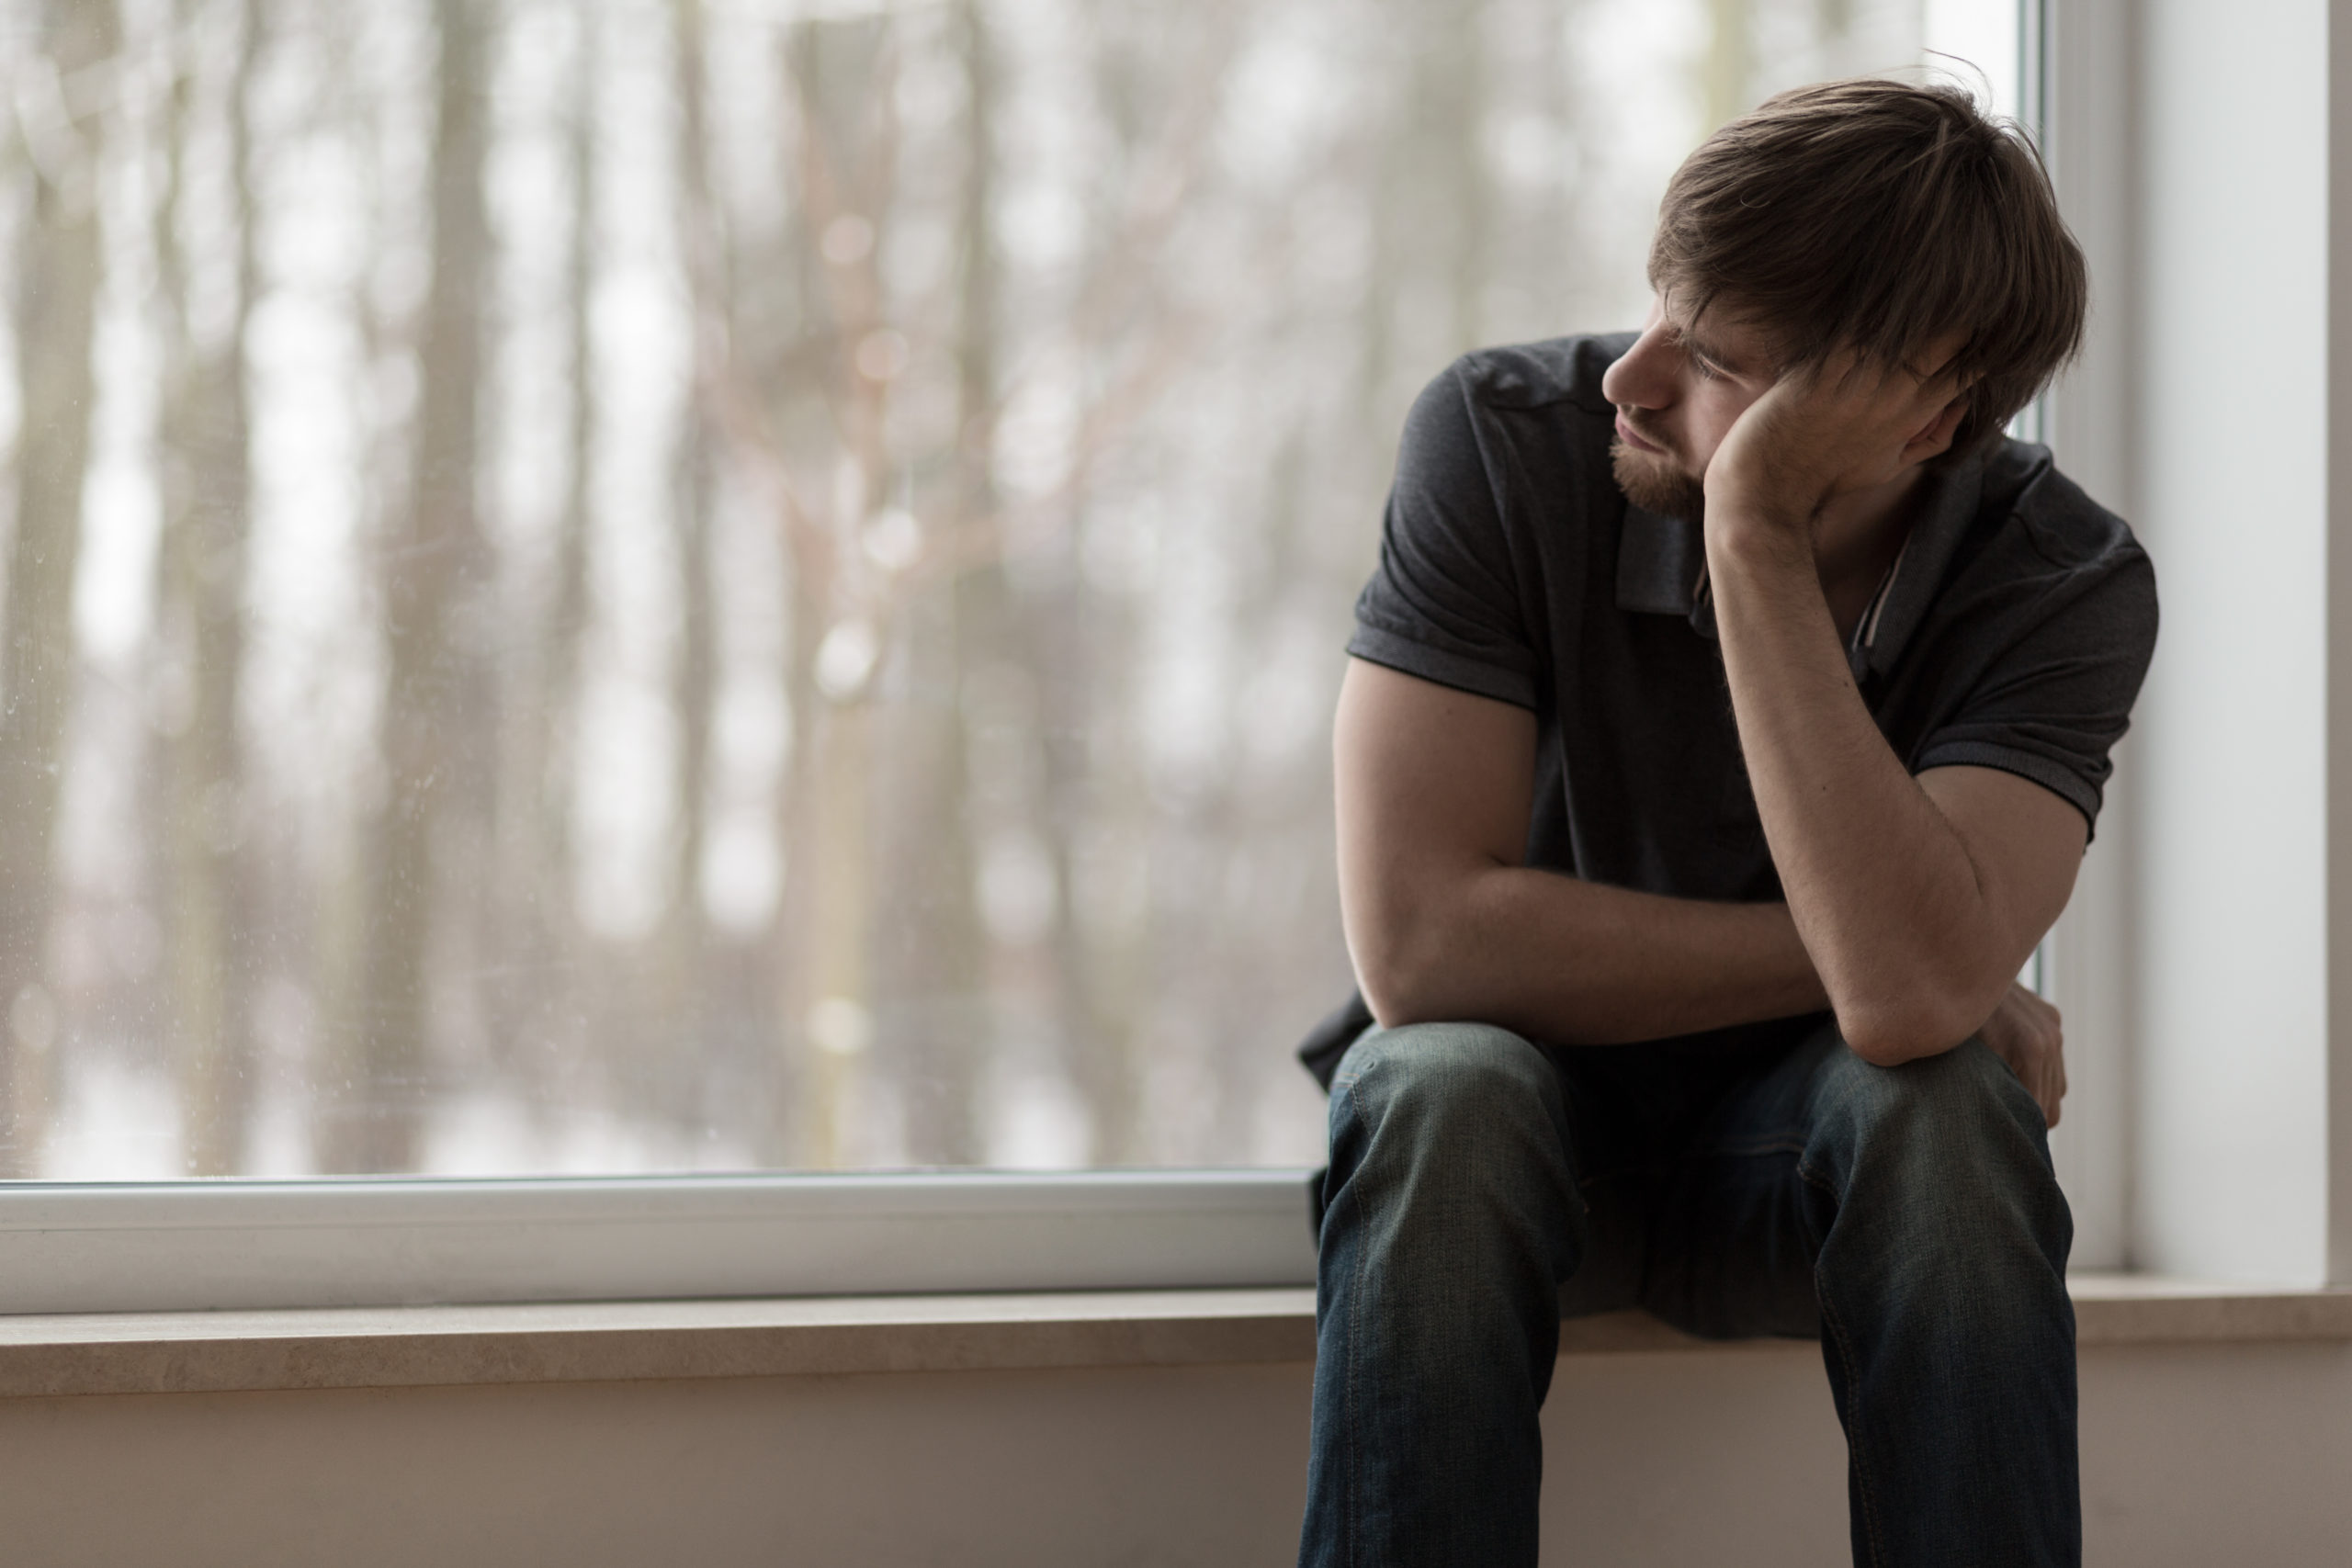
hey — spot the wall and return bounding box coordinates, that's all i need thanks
[2,1346,2346,1567]
[2042,0,2352,1285]
[2132,0,2335,1286]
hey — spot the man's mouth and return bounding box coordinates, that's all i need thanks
[1614,415,1665,455]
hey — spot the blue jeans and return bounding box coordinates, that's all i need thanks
[1299,1016,2077,1568]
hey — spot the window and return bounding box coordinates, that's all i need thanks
[3,0,2022,1196]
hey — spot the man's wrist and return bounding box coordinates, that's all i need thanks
[1702,502,1816,586]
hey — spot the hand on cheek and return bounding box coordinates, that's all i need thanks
[1702,353,1969,548]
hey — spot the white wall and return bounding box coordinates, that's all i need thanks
[2034,0,2352,1285]
[1,1348,2345,1566]
[2058,0,2339,1283]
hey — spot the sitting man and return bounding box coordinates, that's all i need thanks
[1295,78,2156,1568]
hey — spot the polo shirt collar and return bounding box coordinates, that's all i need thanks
[1845,454,1982,680]
[1612,452,1984,680]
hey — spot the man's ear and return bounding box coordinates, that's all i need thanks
[1903,392,1972,466]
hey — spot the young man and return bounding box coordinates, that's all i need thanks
[1295,79,2156,1568]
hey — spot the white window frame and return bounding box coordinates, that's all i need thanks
[2032,0,2139,1271]
[0,1171,1320,1314]
[0,1,2204,1318]
[2041,0,2352,1289]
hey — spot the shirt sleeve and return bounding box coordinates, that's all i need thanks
[1346,359,1540,710]
[1911,542,2158,840]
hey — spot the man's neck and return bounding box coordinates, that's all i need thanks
[1813,465,1930,645]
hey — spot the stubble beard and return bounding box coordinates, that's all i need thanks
[1611,435,1708,524]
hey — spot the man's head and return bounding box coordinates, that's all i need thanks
[1602,77,2086,521]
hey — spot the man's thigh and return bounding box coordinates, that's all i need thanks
[1327,1021,1852,1330]
[1540,1034,1808,1325]
[1621,1018,1853,1340]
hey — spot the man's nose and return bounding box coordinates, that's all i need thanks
[1600,325,1678,411]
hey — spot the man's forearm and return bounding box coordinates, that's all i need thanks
[1704,527,2018,1059]
[1361,863,1827,1044]
[1335,656,1830,1046]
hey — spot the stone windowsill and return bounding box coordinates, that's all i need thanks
[0,1275,2344,1400]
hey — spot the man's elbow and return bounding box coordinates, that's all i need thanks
[1826,941,2022,1066]
[1350,911,1458,1031]
[1354,947,1436,1031]
[1834,992,1983,1068]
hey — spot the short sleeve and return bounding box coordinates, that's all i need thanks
[1912,544,2157,838]
[1346,361,1539,709]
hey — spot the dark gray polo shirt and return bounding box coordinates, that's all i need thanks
[1299,332,2158,1085]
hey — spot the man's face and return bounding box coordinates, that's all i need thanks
[1600,294,1780,521]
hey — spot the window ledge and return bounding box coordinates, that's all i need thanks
[0,1275,2344,1400]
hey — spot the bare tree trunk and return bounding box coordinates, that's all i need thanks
[772,544,873,1169]
[1029,583,1146,1163]
[153,0,266,1175]
[0,0,121,1175]
[1017,14,1173,1165]
[666,0,720,1077]
[1200,434,1321,1162]
[870,0,995,1168]
[772,17,894,1168]
[331,0,492,1172]
[492,7,598,1084]
[546,17,597,931]
[769,563,821,1166]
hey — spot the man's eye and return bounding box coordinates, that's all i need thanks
[1690,356,1721,382]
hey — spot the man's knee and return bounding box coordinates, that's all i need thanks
[1335,1020,1555,1131]
[1818,1037,2070,1266]
[1324,1020,1577,1275]
[1329,1021,1567,1186]
[1834,1037,2048,1147]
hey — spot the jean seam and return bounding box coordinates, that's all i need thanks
[1340,1078,1366,1568]
[1800,1156,1890,1568]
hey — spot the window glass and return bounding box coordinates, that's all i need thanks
[2,0,2016,1178]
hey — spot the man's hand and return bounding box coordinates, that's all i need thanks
[1976,979,2066,1129]
[1702,345,1968,541]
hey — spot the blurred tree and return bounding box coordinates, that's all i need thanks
[488,2,600,1116]
[771,14,897,1168]
[867,0,999,1168]
[663,0,721,1117]
[153,0,266,1176]
[0,0,122,1175]
[330,0,493,1171]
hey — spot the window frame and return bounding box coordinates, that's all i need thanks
[0,1169,1318,1314]
[0,1,2141,1320]
[2030,0,2140,1271]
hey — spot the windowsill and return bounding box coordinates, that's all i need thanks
[0,1274,2345,1400]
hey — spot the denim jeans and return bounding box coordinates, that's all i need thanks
[1298,1016,2077,1568]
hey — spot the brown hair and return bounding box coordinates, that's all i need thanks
[1650,77,2086,460]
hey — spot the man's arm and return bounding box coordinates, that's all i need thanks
[1702,359,2086,1067]
[1335,656,1828,1043]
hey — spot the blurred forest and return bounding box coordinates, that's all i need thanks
[0,0,1958,1177]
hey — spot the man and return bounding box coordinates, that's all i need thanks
[1295,78,2156,1568]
